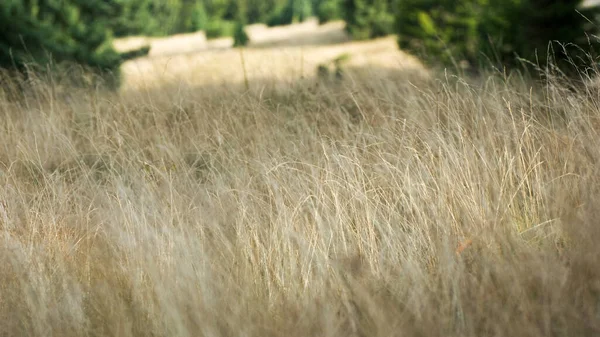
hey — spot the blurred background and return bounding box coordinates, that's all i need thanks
[1,0,599,86]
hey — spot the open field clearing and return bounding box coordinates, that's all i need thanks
[117,18,416,89]
[2,21,600,337]
[121,36,423,89]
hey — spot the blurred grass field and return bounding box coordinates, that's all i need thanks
[2,19,600,337]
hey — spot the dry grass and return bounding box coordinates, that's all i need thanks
[2,35,600,337]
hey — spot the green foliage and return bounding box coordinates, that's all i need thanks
[314,0,342,23]
[342,0,396,40]
[233,0,249,46]
[294,0,314,22]
[396,0,600,73]
[0,0,124,86]
[492,0,599,71]
[182,1,209,32]
[144,0,184,36]
[204,0,232,17]
[396,1,482,67]
[267,5,293,26]
[267,0,313,26]
[247,0,281,23]
[205,19,236,38]
[233,21,249,46]
[110,0,155,37]
[112,0,222,36]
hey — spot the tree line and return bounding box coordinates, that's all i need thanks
[1,0,597,86]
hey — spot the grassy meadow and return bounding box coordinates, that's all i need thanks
[1,24,600,337]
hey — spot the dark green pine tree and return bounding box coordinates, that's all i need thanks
[494,0,599,71]
[233,0,249,46]
[292,0,313,22]
[204,0,234,19]
[0,0,156,87]
[146,0,184,35]
[0,1,120,80]
[396,0,599,73]
[247,0,277,23]
[267,0,313,26]
[110,0,159,37]
[396,0,484,68]
[174,0,209,33]
[342,0,396,40]
[314,0,342,23]
[189,1,210,31]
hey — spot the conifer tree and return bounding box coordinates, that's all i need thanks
[233,0,249,46]
[0,0,153,87]
[497,0,598,70]
[267,0,313,26]
[0,1,121,77]
[314,0,342,23]
[247,0,277,23]
[395,0,599,72]
[342,0,395,40]
[110,0,159,37]
[396,0,483,67]
[176,0,209,33]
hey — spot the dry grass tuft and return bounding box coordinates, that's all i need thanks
[1,47,600,336]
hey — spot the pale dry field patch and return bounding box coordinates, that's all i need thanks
[121,36,424,89]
